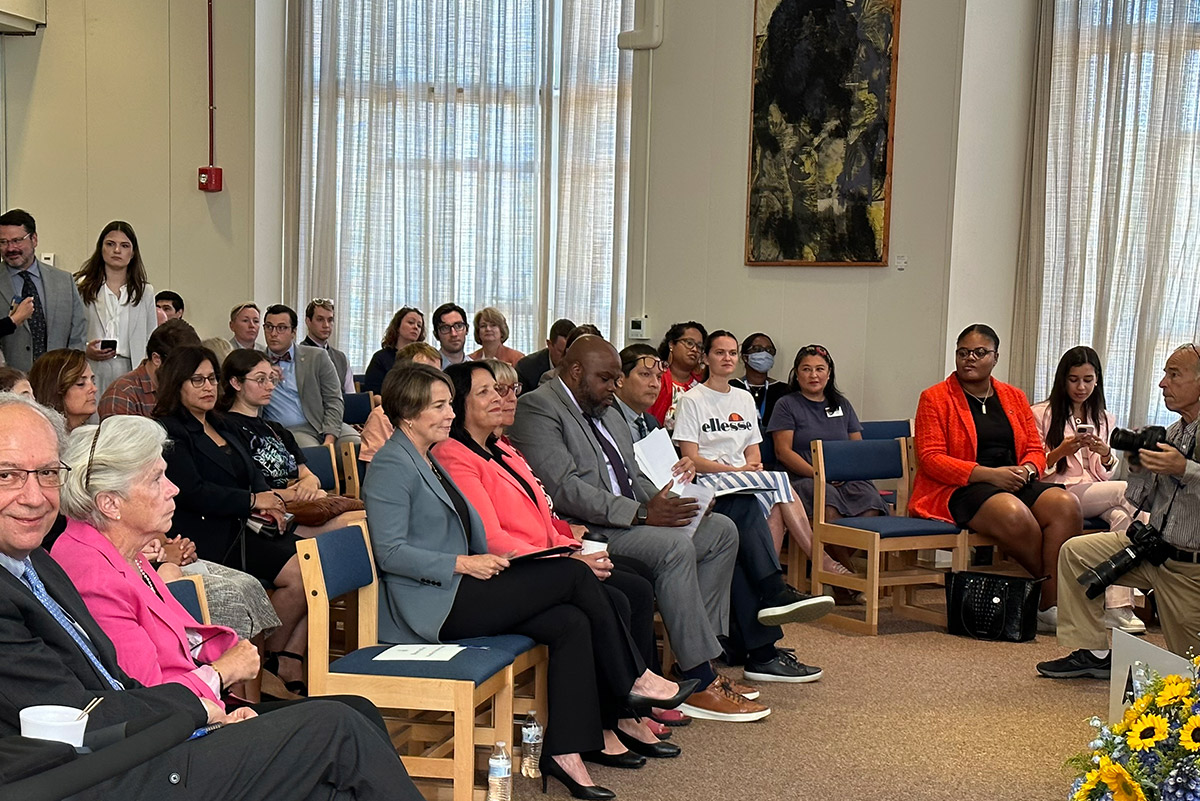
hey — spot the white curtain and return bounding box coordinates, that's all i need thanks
[287,0,631,370]
[1023,0,1200,427]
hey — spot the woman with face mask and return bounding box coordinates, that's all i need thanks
[731,333,790,429]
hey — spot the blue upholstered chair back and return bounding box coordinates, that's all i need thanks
[343,392,373,425]
[316,526,375,599]
[167,580,203,624]
[302,445,339,491]
[353,373,366,391]
[820,439,905,483]
[859,419,912,440]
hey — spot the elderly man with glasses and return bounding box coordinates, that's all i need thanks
[301,298,355,393]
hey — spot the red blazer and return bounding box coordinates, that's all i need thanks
[909,374,1047,523]
[50,518,239,706]
[432,436,579,555]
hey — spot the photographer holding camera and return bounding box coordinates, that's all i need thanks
[1037,343,1200,679]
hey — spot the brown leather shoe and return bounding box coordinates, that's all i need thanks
[718,673,760,701]
[678,680,771,722]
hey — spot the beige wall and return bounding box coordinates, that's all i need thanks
[2,0,256,342]
[627,0,1035,420]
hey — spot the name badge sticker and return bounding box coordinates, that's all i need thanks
[826,407,845,418]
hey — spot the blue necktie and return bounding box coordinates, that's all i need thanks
[22,558,124,691]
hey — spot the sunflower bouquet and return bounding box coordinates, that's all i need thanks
[1067,657,1200,801]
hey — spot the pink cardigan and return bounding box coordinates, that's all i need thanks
[432,436,578,555]
[50,518,239,706]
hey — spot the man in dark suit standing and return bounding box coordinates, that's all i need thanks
[261,304,358,447]
[515,317,575,394]
[0,394,419,800]
[0,209,87,370]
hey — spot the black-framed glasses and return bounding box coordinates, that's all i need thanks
[627,355,664,373]
[262,323,292,333]
[0,233,33,248]
[955,347,996,361]
[436,322,468,335]
[187,374,219,388]
[674,337,701,351]
[0,464,70,490]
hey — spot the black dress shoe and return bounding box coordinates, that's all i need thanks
[625,678,700,711]
[540,755,617,800]
[614,727,681,758]
[582,749,647,769]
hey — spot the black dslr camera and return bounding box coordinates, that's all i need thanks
[1109,425,1168,466]
[1076,520,1172,599]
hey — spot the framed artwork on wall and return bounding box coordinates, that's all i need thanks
[746,0,901,266]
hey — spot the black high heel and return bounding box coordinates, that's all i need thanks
[614,727,681,758]
[263,650,308,697]
[624,677,699,711]
[539,755,616,800]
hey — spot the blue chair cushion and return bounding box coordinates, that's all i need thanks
[859,420,912,440]
[820,439,905,482]
[316,526,374,599]
[451,634,537,657]
[834,516,961,538]
[167,580,203,624]
[331,643,517,685]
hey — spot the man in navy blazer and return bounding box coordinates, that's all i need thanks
[0,209,87,370]
[0,394,419,800]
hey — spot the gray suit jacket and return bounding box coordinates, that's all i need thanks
[291,343,345,438]
[362,430,490,644]
[507,379,655,530]
[0,260,87,370]
[302,336,355,393]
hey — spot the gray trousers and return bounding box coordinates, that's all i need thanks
[288,422,361,448]
[592,512,739,670]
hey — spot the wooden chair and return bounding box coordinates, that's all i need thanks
[339,440,368,500]
[298,522,546,801]
[342,391,374,426]
[166,574,210,624]
[301,443,341,494]
[810,438,966,635]
[859,419,913,440]
[353,373,366,392]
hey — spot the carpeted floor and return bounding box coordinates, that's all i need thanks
[521,606,1155,801]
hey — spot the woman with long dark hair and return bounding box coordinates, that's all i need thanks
[74,221,159,397]
[1032,346,1142,633]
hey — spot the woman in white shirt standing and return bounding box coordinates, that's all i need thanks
[672,330,851,579]
[74,221,158,398]
[1031,345,1143,633]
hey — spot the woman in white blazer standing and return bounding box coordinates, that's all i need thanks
[74,221,158,398]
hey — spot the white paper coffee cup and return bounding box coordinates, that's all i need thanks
[579,538,608,555]
[20,705,87,747]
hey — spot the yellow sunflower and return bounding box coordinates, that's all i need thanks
[1100,760,1147,801]
[1157,678,1193,706]
[1115,698,1151,734]
[1126,713,1170,751]
[1182,715,1200,752]
[1074,757,1109,801]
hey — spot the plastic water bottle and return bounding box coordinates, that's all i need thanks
[487,741,512,801]
[520,711,543,778]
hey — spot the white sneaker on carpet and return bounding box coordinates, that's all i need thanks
[1036,605,1058,634]
[1103,607,1146,634]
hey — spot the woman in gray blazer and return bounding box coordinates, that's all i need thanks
[363,364,696,800]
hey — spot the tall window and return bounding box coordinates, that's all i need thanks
[1030,0,1200,426]
[289,0,632,368]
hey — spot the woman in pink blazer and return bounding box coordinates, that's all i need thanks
[51,416,262,711]
[434,361,681,763]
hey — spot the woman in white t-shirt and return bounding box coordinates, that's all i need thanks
[74,221,158,398]
[672,330,850,577]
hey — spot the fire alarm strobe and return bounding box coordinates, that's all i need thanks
[198,166,223,192]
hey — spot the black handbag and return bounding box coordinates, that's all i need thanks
[944,570,1047,642]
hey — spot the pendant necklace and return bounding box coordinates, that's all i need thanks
[965,385,992,414]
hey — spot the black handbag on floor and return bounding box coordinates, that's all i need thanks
[944,571,1047,642]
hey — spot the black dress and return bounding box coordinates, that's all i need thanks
[158,408,301,583]
[224,411,308,490]
[362,348,397,395]
[946,391,1060,526]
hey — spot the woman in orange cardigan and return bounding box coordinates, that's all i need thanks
[910,324,1082,624]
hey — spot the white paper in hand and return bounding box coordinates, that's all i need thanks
[633,428,678,488]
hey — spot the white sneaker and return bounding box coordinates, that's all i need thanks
[1103,607,1146,634]
[1036,605,1058,634]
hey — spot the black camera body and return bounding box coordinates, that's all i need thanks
[1109,425,1168,465]
[1077,520,1172,599]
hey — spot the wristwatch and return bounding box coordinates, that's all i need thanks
[634,504,648,526]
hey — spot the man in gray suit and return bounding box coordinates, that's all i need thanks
[0,209,87,370]
[261,304,358,448]
[510,336,802,722]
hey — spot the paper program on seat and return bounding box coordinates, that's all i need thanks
[373,644,466,661]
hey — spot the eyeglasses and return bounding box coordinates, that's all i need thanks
[187,374,219,388]
[745,345,776,355]
[436,322,468,335]
[955,347,996,361]
[495,382,522,397]
[243,374,278,387]
[309,298,334,308]
[626,356,664,374]
[262,323,292,333]
[674,338,701,351]
[0,464,70,490]
[0,233,33,248]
